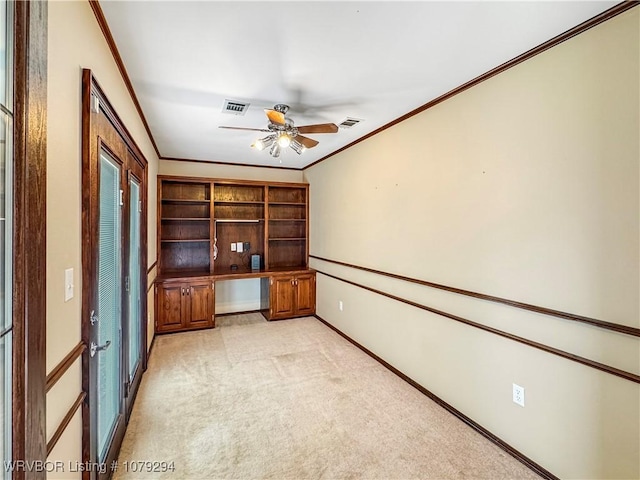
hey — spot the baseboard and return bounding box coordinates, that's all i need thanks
[313,314,558,480]
[215,309,262,318]
[215,301,261,315]
[146,335,156,366]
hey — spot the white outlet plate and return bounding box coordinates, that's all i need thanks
[236,242,243,253]
[513,383,525,407]
[231,243,236,252]
[339,301,343,311]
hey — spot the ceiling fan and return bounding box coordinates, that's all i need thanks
[219,104,338,157]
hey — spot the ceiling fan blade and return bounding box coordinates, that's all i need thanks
[294,135,319,149]
[297,123,339,134]
[218,126,271,132]
[265,109,286,125]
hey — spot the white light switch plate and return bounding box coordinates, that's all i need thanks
[64,268,74,302]
[236,242,243,253]
[231,243,236,252]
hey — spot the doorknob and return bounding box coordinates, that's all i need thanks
[90,340,112,357]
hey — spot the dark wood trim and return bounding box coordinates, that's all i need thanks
[160,156,303,171]
[88,0,161,159]
[46,392,86,457]
[310,255,640,338]
[13,0,48,476]
[86,72,149,171]
[313,314,559,480]
[146,335,156,363]
[80,62,93,480]
[315,270,640,384]
[147,259,158,274]
[46,343,87,393]
[304,1,639,170]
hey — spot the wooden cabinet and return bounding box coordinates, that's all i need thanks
[156,279,214,333]
[157,176,310,277]
[263,272,316,321]
[155,176,314,334]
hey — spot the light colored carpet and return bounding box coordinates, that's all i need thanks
[114,314,541,479]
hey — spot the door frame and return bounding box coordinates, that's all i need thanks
[12,0,48,475]
[81,69,148,477]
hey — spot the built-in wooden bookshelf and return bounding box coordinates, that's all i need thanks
[266,186,308,269]
[159,179,212,274]
[156,176,313,333]
[157,177,309,276]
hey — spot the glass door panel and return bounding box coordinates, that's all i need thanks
[128,178,142,380]
[97,150,122,461]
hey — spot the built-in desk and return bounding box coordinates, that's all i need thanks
[154,268,316,333]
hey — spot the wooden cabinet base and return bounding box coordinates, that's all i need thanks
[155,270,315,333]
[260,272,316,321]
[156,278,215,333]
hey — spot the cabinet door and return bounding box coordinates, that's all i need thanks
[270,275,295,320]
[187,281,213,328]
[156,283,186,332]
[294,274,316,316]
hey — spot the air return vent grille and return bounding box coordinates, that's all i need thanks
[338,117,363,128]
[222,100,250,115]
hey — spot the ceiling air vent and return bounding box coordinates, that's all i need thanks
[222,99,250,115]
[338,117,363,129]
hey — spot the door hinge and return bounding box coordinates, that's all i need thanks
[138,200,142,213]
[125,276,129,292]
[91,94,100,113]
[119,189,124,206]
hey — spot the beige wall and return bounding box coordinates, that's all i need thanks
[46,1,159,477]
[304,9,639,480]
[159,159,303,183]
[159,159,304,313]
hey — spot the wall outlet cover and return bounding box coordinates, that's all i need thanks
[513,383,525,407]
[236,242,243,253]
[243,241,250,252]
[231,243,236,252]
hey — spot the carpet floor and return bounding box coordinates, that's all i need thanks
[114,314,541,479]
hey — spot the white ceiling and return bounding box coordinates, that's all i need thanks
[99,1,616,169]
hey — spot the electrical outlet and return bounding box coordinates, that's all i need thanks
[513,383,525,407]
[339,301,343,311]
[243,241,250,252]
[231,243,236,252]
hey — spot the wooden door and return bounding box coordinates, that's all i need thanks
[156,282,185,332]
[294,274,316,316]
[187,281,213,328]
[270,275,295,319]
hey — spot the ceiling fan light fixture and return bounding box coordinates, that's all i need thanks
[253,134,276,151]
[290,140,306,155]
[277,133,292,148]
[270,142,281,158]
